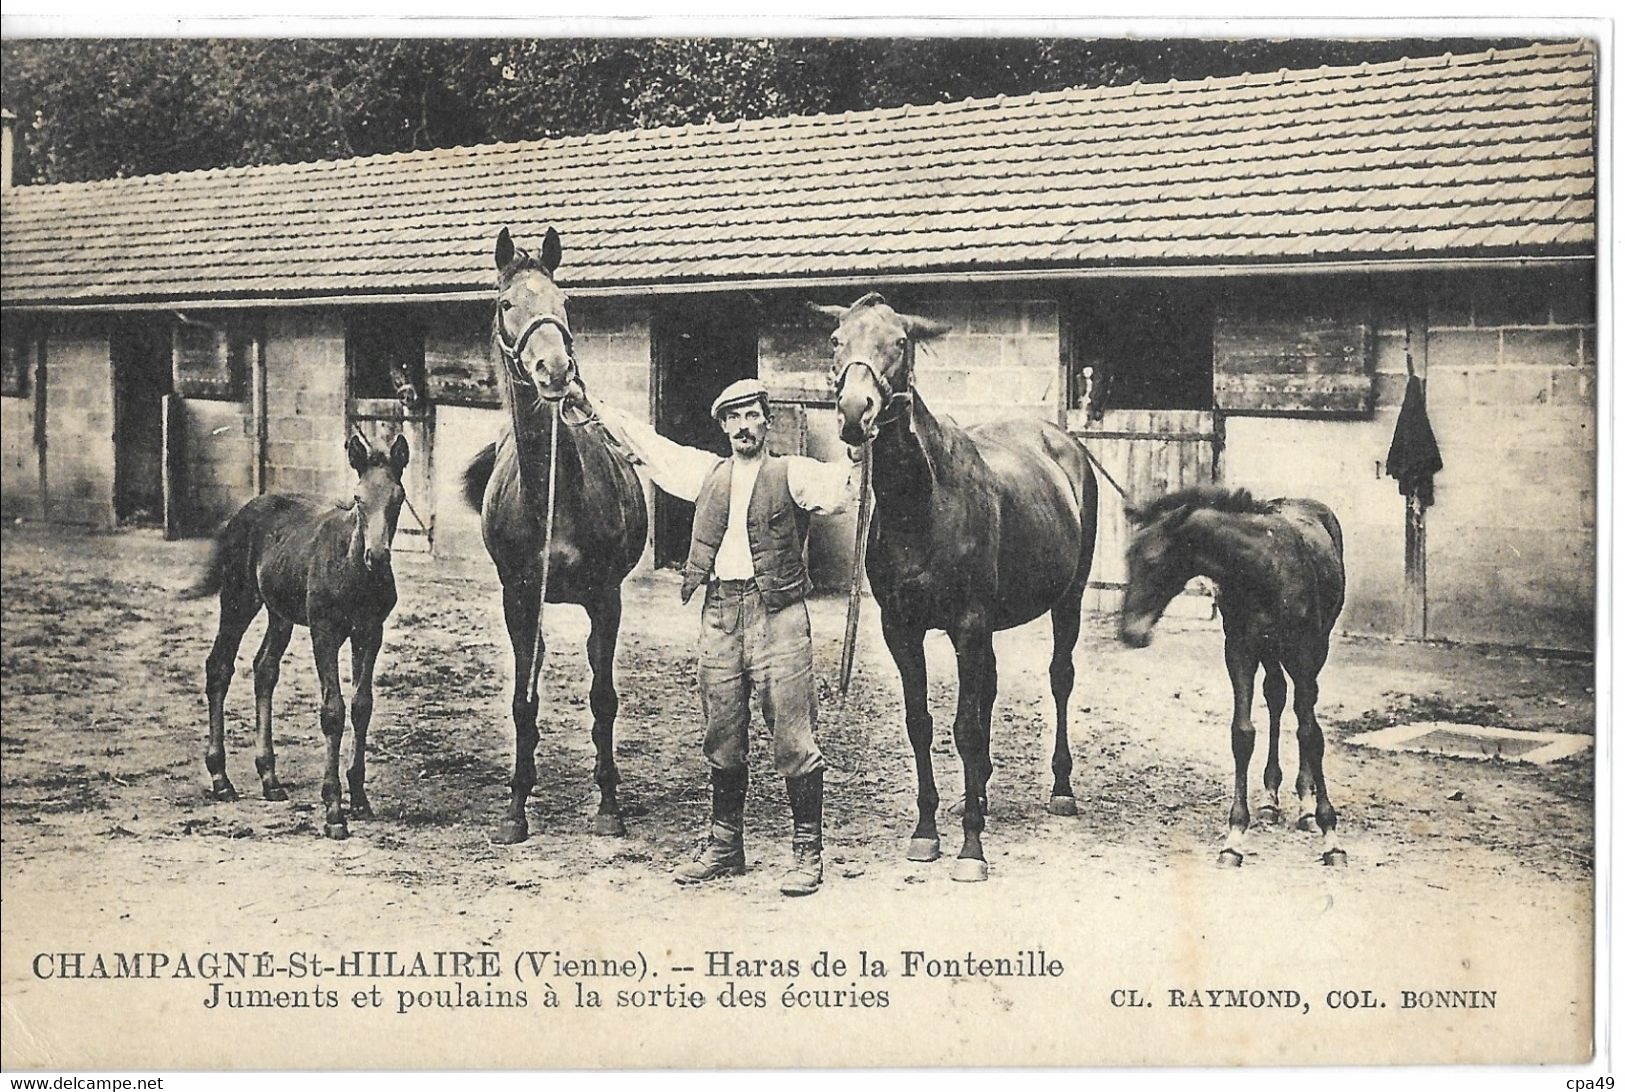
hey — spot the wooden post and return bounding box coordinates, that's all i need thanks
[1402,309,1429,638]
[161,394,183,539]
[251,332,268,495]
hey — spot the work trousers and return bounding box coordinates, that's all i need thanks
[698,579,824,779]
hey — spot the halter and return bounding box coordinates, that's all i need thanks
[496,311,596,426]
[831,340,916,427]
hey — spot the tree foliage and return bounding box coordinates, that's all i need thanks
[1,36,1531,184]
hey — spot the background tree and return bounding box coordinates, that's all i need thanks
[1,36,1532,185]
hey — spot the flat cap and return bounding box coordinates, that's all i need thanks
[710,377,771,421]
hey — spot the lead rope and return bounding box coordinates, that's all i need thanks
[526,400,562,705]
[1080,442,1130,501]
[839,441,874,698]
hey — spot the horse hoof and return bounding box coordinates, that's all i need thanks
[906,837,941,863]
[1046,795,1078,817]
[593,814,627,837]
[261,785,289,803]
[1256,805,1281,825]
[210,782,239,803]
[1217,849,1244,868]
[492,819,529,845]
[1322,849,1348,868]
[950,857,989,883]
[1296,813,1318,833]
[323,822,350,841]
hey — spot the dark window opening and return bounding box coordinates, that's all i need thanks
[2,323,40,398]
[347,308,427,404]
[1068,283,1216,420]
[172,313,255,401]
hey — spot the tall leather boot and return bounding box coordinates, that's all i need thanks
[780,771,824,897]
[674,766,747,884]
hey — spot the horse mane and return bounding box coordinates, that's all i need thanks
[1138,485,1271,522]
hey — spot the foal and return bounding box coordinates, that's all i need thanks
[191,432,409,839]
[1118,486,1347,867]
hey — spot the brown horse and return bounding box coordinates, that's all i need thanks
[815,293,1099,882]
[1118,486,1347,867]
[461,227,649,844]
[190,431,409,839]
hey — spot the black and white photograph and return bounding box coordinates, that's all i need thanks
[0,20,1606,1072]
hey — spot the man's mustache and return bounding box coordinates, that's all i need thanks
[732,430,758,441]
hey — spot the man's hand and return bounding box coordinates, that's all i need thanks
[846,443,867,463]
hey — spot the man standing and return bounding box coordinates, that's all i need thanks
[595,379,861,896]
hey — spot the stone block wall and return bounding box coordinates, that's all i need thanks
[43,324,116,526]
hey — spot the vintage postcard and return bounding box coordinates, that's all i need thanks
[0,24,1603,1071]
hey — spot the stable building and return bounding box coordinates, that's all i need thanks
[0,41,1597,651]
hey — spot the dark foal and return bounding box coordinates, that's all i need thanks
[1119,486,1347,867]
[461,228,648,845]
[193,432,409,840]
[815,293,1099,882]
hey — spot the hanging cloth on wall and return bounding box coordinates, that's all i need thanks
[1385,375,1444,507]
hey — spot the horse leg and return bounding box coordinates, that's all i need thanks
[1046,594,1084,816]
[251,615,295,801]
[586,589,626,836]
[948,622,994,883]
[1258,657,1288,824]
[881,613,938,862]
[977,652,996,816]
[310,625,350,839]
[1287,649,1345,866]
[1218,638,1260,867]
[493,580,541,845]
[204,582,261,802]
[346,624,383,820]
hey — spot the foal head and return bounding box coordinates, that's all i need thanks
[810,293,950,445]
[493,226,579,406]
[345,432,410,573]
[1120,487,1267,647]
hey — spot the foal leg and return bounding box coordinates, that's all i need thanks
[586,589,626,836]
[1287,649,1345,866]
[881,613,939,862]
[347,623,384,820]
[948,622,994,883]
[493,579,541,845]
[252,615,295,801]
[1219,638,1260,867]
[1046,594,1084,816]
[204,583,261,802]
[310,625,350,840]
[1258,658,1288,824]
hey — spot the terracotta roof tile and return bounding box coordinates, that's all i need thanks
[0,40,1596,306]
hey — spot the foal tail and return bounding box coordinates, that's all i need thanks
[178,531,226,601]
[463,442,498,513]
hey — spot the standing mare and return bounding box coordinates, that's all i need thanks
[815,294,1099,883]
[192,431,409,840]
[1118,486,1348,866]
[462,228,649,844]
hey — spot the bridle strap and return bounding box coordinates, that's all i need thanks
[832,341,915,426]
[498,312,582,405]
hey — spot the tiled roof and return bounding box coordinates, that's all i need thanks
[0,40,1597,307]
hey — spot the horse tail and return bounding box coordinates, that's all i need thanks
[178,529,227,601]
[463,442,498,512]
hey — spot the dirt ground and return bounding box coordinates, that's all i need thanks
[0,521,1599,1068]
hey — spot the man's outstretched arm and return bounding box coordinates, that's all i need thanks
[785,451,864,516]
[594,401,720,503]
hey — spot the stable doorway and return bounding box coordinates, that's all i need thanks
[112,318,173,526]
[651,298,758,567]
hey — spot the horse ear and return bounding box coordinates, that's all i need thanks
[541,227,562,275]
[495,227,515,271]
[806,302,848,325]
[389,433,410,474]
[346,431,372,473]
[900,313,952,342]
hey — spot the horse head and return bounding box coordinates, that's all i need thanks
[493,226,581,407]
[1119,500,1199,648]
[346,431,410,574]
[810,293,950,445]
